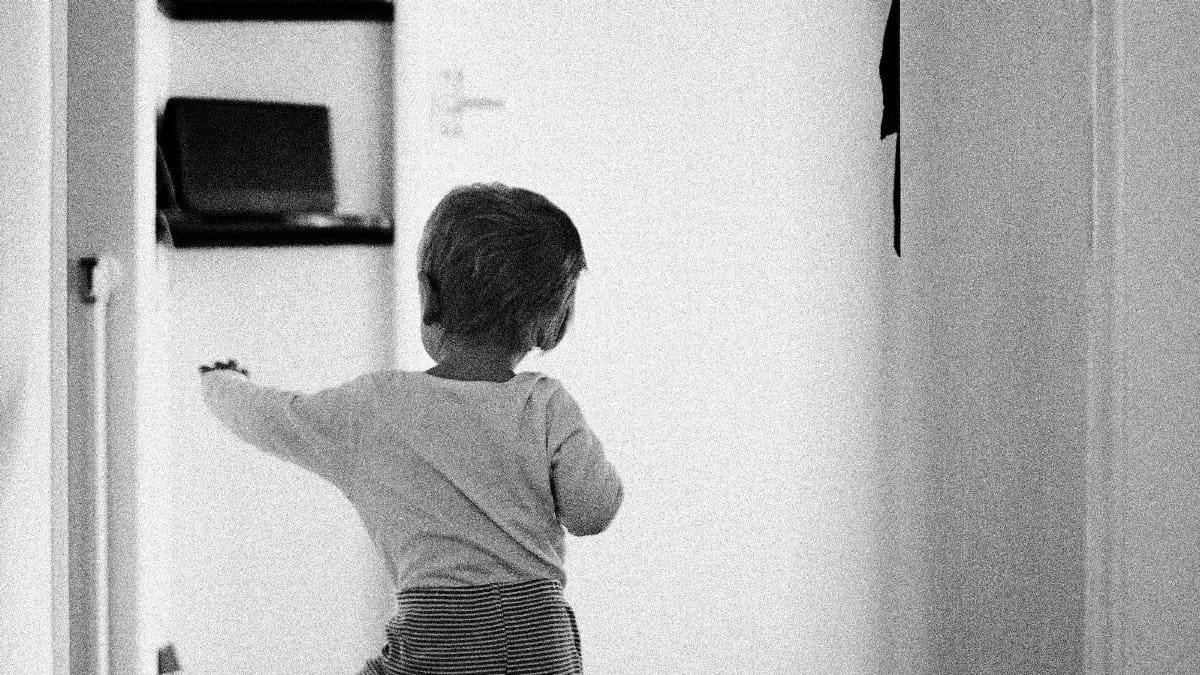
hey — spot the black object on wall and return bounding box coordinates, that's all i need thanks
[158,96,393,247]
[881,0,900,256]
[158,0,393,22]
[163,97,337,215]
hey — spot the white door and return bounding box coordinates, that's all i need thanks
[394,3,892,671]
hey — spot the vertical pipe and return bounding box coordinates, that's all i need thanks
[93,294,109,675]
[81,255,122,675]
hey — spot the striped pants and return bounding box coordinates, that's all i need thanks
[358,578,583,674]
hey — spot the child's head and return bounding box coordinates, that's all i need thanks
[417,183,587,360]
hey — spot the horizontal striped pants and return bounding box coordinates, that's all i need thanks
[358,578,583,674]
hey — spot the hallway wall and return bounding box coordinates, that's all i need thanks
[1112,3,1200,671]
[0,2,59,671]
[881,3,1092,671]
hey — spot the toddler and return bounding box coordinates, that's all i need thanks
[201,183,624,674]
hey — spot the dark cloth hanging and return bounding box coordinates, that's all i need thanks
[880,0,899,139]
[880,0,900,255]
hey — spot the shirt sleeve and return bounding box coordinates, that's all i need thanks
[546,383,624,536]
[200,369,375,481]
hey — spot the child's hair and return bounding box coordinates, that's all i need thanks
[418,183,587,354]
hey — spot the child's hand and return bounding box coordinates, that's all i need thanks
[199,359,249,377]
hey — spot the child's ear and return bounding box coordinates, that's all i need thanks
[419,272,442,324]
[537,298,574,352]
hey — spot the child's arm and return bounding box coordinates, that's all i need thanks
[547,385,624,536]
[200,366,374,478]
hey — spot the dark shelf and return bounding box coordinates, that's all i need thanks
[158,210,393,248]
[158,0,393,22]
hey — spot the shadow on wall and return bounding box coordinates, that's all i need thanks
[0,367,24,460]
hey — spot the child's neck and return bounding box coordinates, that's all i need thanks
[426,334,524,383]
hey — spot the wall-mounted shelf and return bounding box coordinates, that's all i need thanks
[158,0,393,22]
[158,210,393,248]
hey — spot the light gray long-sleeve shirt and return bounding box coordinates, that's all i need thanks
[201,369,623,591]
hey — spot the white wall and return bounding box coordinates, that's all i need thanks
[161,19,396,673]
[884,3,1092,672]
[1113,3,1200,671]
[394,3,894,671]
[1,2,59,672]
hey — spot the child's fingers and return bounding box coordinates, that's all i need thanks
[199,360,249,376]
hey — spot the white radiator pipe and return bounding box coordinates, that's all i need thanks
[81,255,122,675]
